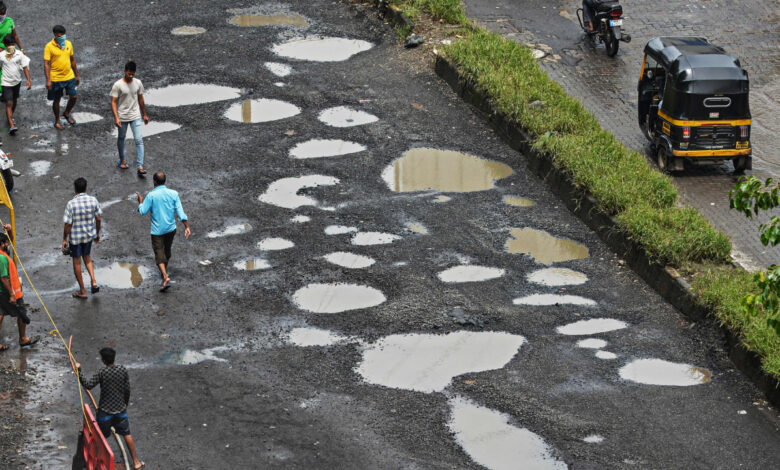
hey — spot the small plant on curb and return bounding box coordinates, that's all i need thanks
[730,176,780,335]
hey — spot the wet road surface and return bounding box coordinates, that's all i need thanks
[463,0,780,270]
[1,1,780,468]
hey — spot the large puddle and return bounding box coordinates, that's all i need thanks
[556,318,627,336]
[351,232,402,246]
[90,262,149,289]
[206,223,251,238]
[381,148,513,193]
[619,359,711,386]
[323,252,375,269]
[224,99,300,123]
[229,14,308,27]
[272,37,374,62]
[503,195,535,207]
[513,294,596,306]
[264,62,292,77]
[233,258,271,271]
[287,327,349,347]
[171,26,206,36]
[356,331,525,392]
[505,228,589,265]
[289,139,366,159]
[258,175,339,209]
[527,268,588,287]
[292,283,386,313]
[448,397,567,470]
[318,106,378,128]
[143,84,241,107]
[324,225,358,235]
[437,265,505,283]
[258,237,294,251]
[112,121,182,139]
[160,346,228,365]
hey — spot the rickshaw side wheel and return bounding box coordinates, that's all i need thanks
[656,147,670,174]
[733,156,747,173]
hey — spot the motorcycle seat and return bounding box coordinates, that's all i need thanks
[595,1,620,12]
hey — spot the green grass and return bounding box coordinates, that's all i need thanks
[382,0,779,381]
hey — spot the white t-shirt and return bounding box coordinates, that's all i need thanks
[0,50,30,87]
[110,77,145,122]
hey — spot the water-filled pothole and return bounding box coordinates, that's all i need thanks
[144,84,241,107]
[91,262,149,289]
[229,14,308,27]
[171,26,206,36]
[576,339,607,349]
[506,228,589,265]
[437,265,505,283]
[206,223,251,238]
[290,215,310,224]
[323,252,375,269]
[356,331,525,392]
[258,175,339,209]
[224,99,300,123]
[556,318,627,335]
[160,347,228,365]
[324,225,357,235]
[257,238,294,251]
[30,161,51,177]
[318,106,378,127]
[264,62,292,77]
[70,112,103,123]
[351,232,401,246]
[272,37,374,62]
[292,283,386,313]
[503,195,535,207]
[527,268,588,286]
[595,351,618,360]
[619,359,711,386]
[112,121,182,139]
[448,397,567,470]
[287,327,349,347]
[513,294,595,306]
[381,148,513,193]
[289,139,366,159]
[233,258,271,271]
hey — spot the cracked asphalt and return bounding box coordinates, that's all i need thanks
[0,1,779,468]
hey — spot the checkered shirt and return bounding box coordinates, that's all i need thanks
[79,364,131,414]
[63,193,102,245]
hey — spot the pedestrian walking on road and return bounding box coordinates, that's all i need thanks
[111,61,149,176]
[0,231,37,351]
[44,25,80,130]
[0,1,26,95]
[136,172,190,292]
[62,177,101,299]
[76,347,145,470]
[0,36,30,135]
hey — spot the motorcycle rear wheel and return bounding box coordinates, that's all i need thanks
[605,29,620,57]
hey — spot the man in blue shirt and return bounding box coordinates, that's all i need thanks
[136,172,190,292]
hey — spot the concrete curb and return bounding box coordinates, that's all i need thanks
[432,55,780,406]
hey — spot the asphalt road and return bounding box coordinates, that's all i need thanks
[0,1,779,468]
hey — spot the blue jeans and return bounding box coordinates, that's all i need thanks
[117,118,144,168]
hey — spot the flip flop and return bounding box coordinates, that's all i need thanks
[134,463,146,470]
[91,285,100,294]
[72,292,88,299]
[117,162,129,170]
[160,280,171,292]
[137,168,147,175]
[53,121,64,130]
[63,113,76,126]
[19,336,40,348]
[9,125,17,135]
[0,345,9,352]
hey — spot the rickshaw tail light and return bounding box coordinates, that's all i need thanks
[682,127,690,140]
[739,126,749,138]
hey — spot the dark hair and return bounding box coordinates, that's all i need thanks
[2,36,14,47]
[0,233,8,245]
[53,25,66,35]
[0,2,7,12]
[125,61,136,72]
[100,347,116,365]
[153,172,166,186]
[74,177,87,193]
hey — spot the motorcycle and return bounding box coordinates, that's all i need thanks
[0,149,14,192]
[577,0,631,57]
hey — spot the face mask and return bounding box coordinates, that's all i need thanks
[56,35,66,47]
[5,45,14,55]
[0,15,6,23]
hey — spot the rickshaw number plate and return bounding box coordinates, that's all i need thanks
[709,112,720,119]
[610,20,622,27]
[736,141,749,149]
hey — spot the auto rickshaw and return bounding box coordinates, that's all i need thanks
[638,37,752,173]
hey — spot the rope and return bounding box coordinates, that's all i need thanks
[0,216,90,426]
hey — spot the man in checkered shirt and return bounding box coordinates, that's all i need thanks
[77,347,145,469]
[62,177,101,299]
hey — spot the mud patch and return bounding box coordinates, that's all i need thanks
[513,294,596,306]
[144,83,241,107]
[503,195,535,207]
[356,331,525,392]
[229,13,308,27]
[323,252,375,269]
[351,232,401,246]
[381,148,513,193]
[448,396,567,470]
[557,319,627,336]
[92,262,149,289]
[292,283,386,313]
[258,175,339,209]
[505,228,589,265]
[272,37,374,62]
[437,265,505,283]
[233,258,271,271]
[258,237,294,251]
[224,99,300,123]
[318,106,378,127]
[619,359,711,386]
[171,26,206,35]
[264,62,293,77]
[289,139,366,159]
[287,327,350,347]
[527,268,588,287]
[206,223,251,238]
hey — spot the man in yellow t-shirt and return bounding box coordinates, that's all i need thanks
[43,24,80,130]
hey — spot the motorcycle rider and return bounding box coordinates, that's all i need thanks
[582,0,609,32]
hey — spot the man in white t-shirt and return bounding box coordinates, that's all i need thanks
[110,61,149,176]
[0,36,30,135]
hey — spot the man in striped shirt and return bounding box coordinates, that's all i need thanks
[62,177,101,299]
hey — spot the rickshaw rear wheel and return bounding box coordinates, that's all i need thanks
[733,156,747,173]
[656,147,670,174]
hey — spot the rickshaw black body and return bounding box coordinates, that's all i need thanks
[637,37,752,173]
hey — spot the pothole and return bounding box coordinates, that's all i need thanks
[258,175,339,209]
[322,252,375,269]
[233,258,271,271]
[224,99,300,123]
[324,225,358,235]
[292,283,386,313]
[527,268,588,286]
[351,232,401,246]
[206,223,252,238]
[619,359,711,386]
[505,228,589,264]
[513,294,596,306]
[503,195,535,207]
[287,327,349,347]
[112,121,182,139]
[257,237,294,251]
[29,161,51,177]
[318,106,378,127]
[143,83,241,107]
[289,139,366,159]
[69,112,103,123]
[171,26,206,36]
[272,36,374,62]
[556,318,627,335]
[229,13,308,27]
[91,262,149,289]
[576,339,607,349]
[264,62,293,77]
[437,265,505,283]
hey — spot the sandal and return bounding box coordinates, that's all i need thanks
[0,345,9,352]
[160,279,171,292]
[19,336,40,348]
[72,292,88,299]
[91,285,100,294]
[134,463,146,470]
[63,113,76,126]
[117,161,129,170]
[137,168,147,175]
[53,120,64,130]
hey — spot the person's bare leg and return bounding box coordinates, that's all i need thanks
[52,99,61,125]
[6,101,13,127]
[17,318,27,344]
[157,263,170,286]
[0,315,5,349]
[72,257,87,297]
[123,434,143,468]
[83,254,97,290]
[64,96,77,117]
